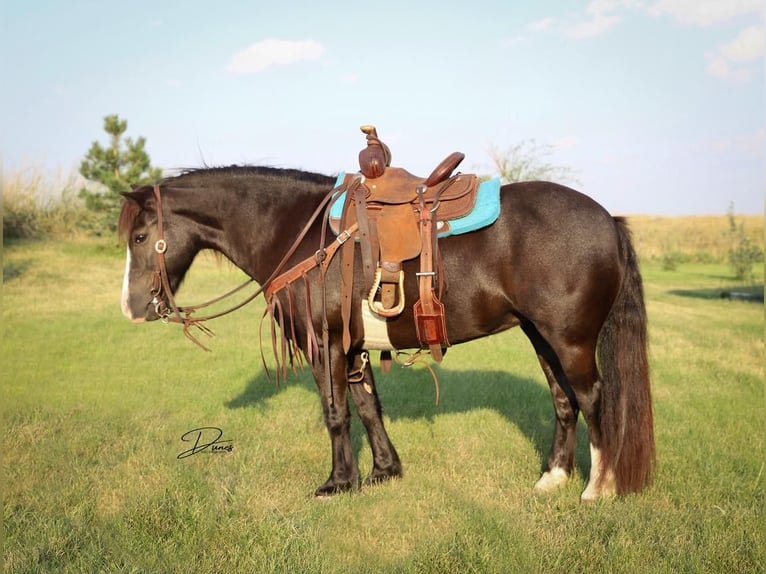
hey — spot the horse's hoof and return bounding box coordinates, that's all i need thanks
[314,479,357,498]
[364,466,403,487]
[580,480,617,502]
[533,468,570,493]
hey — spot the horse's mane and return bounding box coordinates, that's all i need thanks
[117,165,336,240]
[174,165,335,186]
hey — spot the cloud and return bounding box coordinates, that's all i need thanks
[566,13,623,39]
[535,0,643,40]
[720,25,765,62]
[528,17,556,32]
[647,0,762,27]
[226,39,324,74]
[527,0,763,84]
[576,0,644,38]
[706,25,765,81]
[534,0,762,41]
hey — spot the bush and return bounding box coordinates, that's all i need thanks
[2,168,91,240]
[660,251,685,271]
[727,204,763,282]
[3,189,39,239]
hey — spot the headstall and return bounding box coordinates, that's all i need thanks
[146,183,351,350]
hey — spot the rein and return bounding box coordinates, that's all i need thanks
[148,182,347,350]
[148,176,440,408]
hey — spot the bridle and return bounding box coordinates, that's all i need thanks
[148,184,182,324]
[144,183,352,350]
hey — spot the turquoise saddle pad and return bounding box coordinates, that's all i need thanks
[329,174,501,238]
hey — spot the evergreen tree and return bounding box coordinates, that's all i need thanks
[79,114,162,232]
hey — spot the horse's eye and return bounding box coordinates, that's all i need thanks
[134,233,148,244]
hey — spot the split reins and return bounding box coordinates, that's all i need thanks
[147,176,441,408]
[147,182,353,350]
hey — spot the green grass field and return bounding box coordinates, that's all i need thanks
[3,231,764,573]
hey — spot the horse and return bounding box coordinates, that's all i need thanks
[118,165,655,501]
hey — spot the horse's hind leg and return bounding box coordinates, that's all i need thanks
[348,352,402,486]
[311,343,360,497]
[531,354,579,493]
[526,322,617,500]
[522,322,585,493]
[550,342,618,500]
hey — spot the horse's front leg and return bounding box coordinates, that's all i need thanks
[312,342,360,497]
[348,351,402,486]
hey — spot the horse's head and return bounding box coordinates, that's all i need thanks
[119,185,196,323]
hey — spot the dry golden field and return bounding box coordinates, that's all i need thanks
[627,214,764,262]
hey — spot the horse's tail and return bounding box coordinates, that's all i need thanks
[597,217,655,494]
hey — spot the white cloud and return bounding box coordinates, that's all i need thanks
[528,0,763,83]
[648,0,762,26]
[226,39,324,74]
[706,25,765,81]
[560,0,643,39]
[706,56,752,82]
[566,13,623,39]
[537,0,762,41]
[721,25,765,63]
[528,17,556,32]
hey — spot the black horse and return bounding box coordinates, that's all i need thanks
[119,165,654,500]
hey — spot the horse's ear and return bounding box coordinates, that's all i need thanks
[121,186,154,206]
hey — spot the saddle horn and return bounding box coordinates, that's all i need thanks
[359,125,392,179]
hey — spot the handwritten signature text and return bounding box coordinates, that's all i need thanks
[177,427,233,459]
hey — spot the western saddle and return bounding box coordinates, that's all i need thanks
[334,126,480,361]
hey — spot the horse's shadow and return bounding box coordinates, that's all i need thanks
[226,361,592,480]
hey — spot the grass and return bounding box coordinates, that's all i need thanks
[3,230,764,573]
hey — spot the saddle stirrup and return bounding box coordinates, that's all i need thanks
[367,268,405,317]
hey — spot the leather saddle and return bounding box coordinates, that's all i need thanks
[334,126,480,360]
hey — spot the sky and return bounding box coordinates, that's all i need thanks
[1,0,764,215]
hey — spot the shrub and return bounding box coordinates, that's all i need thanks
[727,203,763,282]
[2,168,91,240]
[660,251,685,271]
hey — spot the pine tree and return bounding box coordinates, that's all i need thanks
[79,115,162,233]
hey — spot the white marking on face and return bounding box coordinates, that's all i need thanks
[121,247,134,320]
[360,302,394,350]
